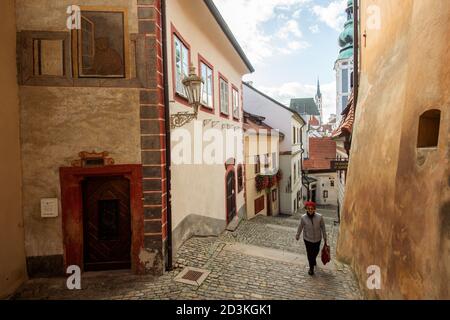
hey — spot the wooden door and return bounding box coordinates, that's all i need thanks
[266,192,272,216]
[226,170,236,223]
[82,176,131,271]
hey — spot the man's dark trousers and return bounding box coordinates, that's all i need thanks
[304,240,321,269]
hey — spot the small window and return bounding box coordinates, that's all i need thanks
[294,163,297,182]
[323,190,329,199]
[220,77,229,115]
[174,35,189,96]
[272,189,277,202]
[200,61,213,108]
[342,68,349,94]
[293,127,296,144]
[255,155,260,174]
[417,109,441,148]
[264,154,270,169]
[342,95,348,110]
[330,180,335,187]
[232,87,240,119]
[272,152,277,170]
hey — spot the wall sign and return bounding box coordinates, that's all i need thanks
[41,198,59,218]
[331,160,349,171]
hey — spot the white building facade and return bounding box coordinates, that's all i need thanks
[167,0,254,258]
[243,83,306,215]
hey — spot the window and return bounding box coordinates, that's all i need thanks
[272,189,277,202]
[323,190,329,199]
[237,165,243,192]
[174,35,189,97]
[350,71,354,89]
[293,127,296,144]
[342,68,349,94]
[255,155,261,174]
[272,152,277,170]
[264,154,270,169]
[417,109,441,148]
[330,180,335,187]
[232,87,240,119]
[342,95,348,110]
[219,76,229,115]
[294,163,297,182]
[200,60,213,108]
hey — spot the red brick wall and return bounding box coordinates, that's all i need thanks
[137,0,167,275]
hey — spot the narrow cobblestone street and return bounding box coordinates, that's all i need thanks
[13,207,362,300]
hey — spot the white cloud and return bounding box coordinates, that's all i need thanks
[309,24,320,34]
[312,0,347,31]
[292,9,302,18]
[253,81,337,122]
[213,0,312,64]
[277,19,303,39]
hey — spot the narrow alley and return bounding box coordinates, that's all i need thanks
[13,207,361,300]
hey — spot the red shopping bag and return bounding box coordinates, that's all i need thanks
[321,244,331,265]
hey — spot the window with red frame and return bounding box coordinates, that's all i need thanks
[219,77,229,115]
[174,35,189,97]
[200,61,213,108]
[232,87,239,119]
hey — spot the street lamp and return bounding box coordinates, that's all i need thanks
[170,64,204,129]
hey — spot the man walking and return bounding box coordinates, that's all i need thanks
[296,201,328,276]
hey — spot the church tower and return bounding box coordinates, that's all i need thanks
[334,0,354,124]
[315,78,323,125]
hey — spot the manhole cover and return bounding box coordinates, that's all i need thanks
[182,270,204,282]
[173,267,210,286]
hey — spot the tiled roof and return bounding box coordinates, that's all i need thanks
[309,116,320,126]
[290,98,320,116]
[243,111,284,139]
[332,92,355,138]
[303,137,336,170]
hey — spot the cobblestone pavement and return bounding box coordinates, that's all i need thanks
[13,207,362,300]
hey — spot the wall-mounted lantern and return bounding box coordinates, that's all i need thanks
[170,64,204,129]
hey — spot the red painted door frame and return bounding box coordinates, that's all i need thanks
[60,165,145,274]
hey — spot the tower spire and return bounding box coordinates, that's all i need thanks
[316,77,322,99]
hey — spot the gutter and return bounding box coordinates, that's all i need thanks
[161,0,173,271]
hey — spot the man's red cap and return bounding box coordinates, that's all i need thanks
[304,201,316,208]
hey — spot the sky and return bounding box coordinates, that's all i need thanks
[213,0,348,122]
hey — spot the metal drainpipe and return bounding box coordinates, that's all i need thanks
[161,0,173,271]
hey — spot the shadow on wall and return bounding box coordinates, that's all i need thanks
[171,214,227,260]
